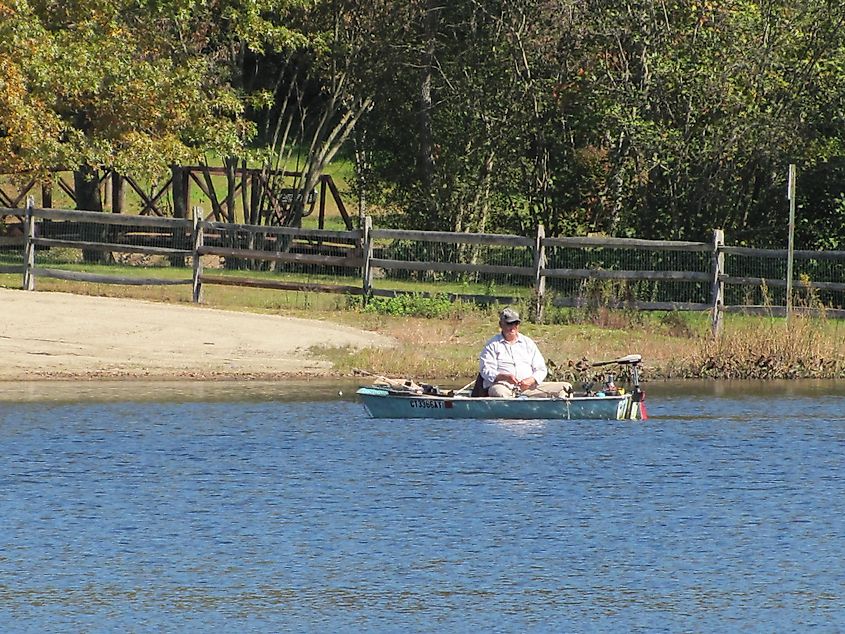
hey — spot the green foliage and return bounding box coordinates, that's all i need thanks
[4,0,845,251]
[363,293,453,318]
[0,0,255,179]
[354,0,845,247]
[0,0,65,173]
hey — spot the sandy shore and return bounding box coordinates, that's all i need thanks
[0,289,393,380]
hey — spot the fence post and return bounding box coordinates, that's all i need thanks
[532,224,546,323]
[362,216,373,304]
[192,207,204,303]
[23,196,36,291]
[111,171,124,213]
[711,229,725,338]
[786,163,797,322]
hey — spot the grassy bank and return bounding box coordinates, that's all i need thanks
[319,307,845,384]
[4,276,843,383]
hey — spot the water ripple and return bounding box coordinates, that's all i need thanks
[1,389,845,631]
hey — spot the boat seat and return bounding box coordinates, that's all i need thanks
[470,373,488,397]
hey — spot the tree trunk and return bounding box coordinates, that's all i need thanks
[170,165,189,267]
[223,156,243,269]
[417,0,440,214]
[75,165,112,264]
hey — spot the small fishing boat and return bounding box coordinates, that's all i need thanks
[357,354,647,421]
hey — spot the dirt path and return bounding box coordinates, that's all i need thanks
[0,289,392,380]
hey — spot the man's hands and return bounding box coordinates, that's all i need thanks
[495,373,537,391]
[517,377,537,391]
[495,372,518,385]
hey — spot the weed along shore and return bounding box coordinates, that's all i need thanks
[0,287,843,382]
[331,305,845,383]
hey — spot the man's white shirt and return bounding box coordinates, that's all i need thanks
[479,333,548,389]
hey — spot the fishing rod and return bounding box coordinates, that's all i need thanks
[590,353,642,367]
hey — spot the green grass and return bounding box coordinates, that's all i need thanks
[3,250,844,382]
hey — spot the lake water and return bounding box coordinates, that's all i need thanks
[2,379,845,632]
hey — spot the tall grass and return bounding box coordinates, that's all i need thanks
[690,279,845,379]
[691,314,844,379]
[320,307,711,383]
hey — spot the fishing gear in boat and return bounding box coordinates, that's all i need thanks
[357,353,648,420]
[590,353,646,418]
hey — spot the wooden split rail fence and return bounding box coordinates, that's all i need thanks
[3,202,844,333]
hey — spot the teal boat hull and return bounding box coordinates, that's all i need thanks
[357,387,644,421]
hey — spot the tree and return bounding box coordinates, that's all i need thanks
[0,0,66,175]
[2,0,252,191]
[561,0,845,243]
[359,0,535,233]
[355,0,845,248]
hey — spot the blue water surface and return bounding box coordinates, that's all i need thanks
[2,380,845,632]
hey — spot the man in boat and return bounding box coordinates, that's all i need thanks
[477,308,571,398]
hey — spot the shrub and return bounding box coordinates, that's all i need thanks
[363,293,453,318]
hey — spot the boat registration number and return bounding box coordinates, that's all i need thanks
[409,399,444,409]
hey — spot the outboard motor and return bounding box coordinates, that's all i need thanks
[603,373,619,396]
[628,360,647,419]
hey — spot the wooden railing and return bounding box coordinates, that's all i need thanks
[0,165,354,229]
[5,201,844,329]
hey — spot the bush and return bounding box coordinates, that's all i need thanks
[363,293,453,318]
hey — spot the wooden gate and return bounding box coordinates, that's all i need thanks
[0,165,353,229]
